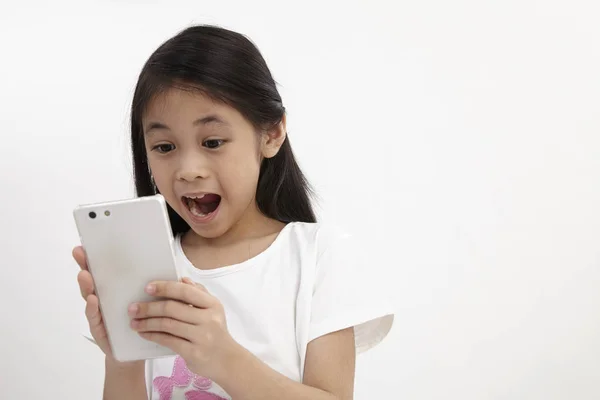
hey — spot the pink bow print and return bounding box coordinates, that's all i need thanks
[184,390,229,400]
[153,356,228,400]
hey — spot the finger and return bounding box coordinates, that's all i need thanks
[78,270,95,299]
[138,331,191,355]
[146,281,215,308]
[72,246,88,271]
[181,277,207,292]
[85,294,102,328]
[182,277,209,294]
[129,300,199,324]
[131,317,194,340]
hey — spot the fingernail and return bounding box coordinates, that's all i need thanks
[145,284,155,294]
[128,304,138,316]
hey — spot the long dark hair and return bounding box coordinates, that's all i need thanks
[130,25,316,235]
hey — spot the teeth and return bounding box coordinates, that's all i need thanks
[187,198,207,217]
[190,207,207,217]
[186,194,206,199]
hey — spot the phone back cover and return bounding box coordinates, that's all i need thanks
[73,195,181,361]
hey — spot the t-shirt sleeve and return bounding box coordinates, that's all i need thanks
[308,227,395,353]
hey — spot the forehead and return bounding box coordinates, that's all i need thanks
[144,88,224,120]
[142,87,257,134]
[140,88,261,148]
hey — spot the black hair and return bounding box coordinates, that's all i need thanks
[130,25,317,235]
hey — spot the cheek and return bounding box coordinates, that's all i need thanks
[219,152,262,196]
[148,160,175,195]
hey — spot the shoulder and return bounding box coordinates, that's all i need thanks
[284,221,355,259]
[292,222,395,354]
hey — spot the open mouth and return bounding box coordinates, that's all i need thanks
[182,193,222,219]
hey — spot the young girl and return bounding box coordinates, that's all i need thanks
[73,25,394,400]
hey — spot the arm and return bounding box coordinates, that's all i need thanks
[72,248,148,400]
[103,358,147,400]
[129,280,357,399]
[217,327,356,400]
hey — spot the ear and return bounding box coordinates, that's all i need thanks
[261,114,287,159]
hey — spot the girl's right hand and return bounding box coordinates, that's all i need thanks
[73,246,115,360]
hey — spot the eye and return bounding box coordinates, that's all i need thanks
[152,144,175,154]
[203,139,225,149]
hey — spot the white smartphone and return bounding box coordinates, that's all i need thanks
[73,194,182,362]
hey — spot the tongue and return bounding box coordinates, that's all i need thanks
[191,194,220,215]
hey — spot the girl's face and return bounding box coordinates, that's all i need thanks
[142,88,285,239]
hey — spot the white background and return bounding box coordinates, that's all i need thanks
[1,1,599,399]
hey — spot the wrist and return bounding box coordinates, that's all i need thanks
[213,339,248,383]
[105,356,145,372]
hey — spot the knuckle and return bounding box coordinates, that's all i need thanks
[209,312,222,326]
[182,286,195,304]
[137,319,146,330]
[77,272,86,286]
[155,282,165,294]
[159,282,171,298]
[85,304,96,322]
[160,318,172,330]
[164,300,178,315]
[208,305,224,321]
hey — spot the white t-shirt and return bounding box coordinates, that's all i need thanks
[128,222,392,399]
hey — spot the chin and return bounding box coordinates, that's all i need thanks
[188,224,229,239]
[184,209,231,239]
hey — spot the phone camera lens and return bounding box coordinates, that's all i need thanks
[89,212,97,219]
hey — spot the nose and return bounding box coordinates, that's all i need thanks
[175,152,211,182]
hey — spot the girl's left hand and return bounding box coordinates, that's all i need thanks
[129,277,239,379]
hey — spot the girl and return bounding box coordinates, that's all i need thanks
[73,25,394,400]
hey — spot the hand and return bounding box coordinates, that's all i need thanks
[73,246,114,359]
[128,278,240,379]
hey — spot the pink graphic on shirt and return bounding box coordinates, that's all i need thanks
[153,356,228,400]
[153,356,193,400]
[192,375,213,391]
[185,390,229,400]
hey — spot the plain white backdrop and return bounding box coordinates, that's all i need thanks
[1,0,599,399]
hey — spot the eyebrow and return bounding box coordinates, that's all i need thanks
[144,114,229,135]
